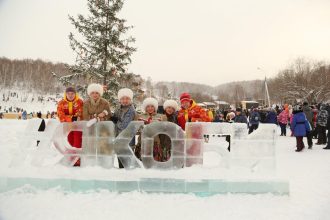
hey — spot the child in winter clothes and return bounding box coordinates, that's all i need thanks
[291,105,311,152]
[277,109,289,136]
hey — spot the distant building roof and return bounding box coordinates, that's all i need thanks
[214,101,229,105]
[203,102,216,106]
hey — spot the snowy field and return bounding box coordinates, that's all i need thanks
[0,120,329,220]
[0,89,58,113]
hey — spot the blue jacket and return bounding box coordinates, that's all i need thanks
[249,111,261,125]
[291,111,311,137]
[113,104,137,136]
[234,114,248,124]
[265,111,277,124]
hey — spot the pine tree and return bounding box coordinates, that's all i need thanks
[54,0,136,105]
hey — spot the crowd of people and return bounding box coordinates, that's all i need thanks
[2,84,329,161]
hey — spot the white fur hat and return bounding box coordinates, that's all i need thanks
[118,88,133,100]
[87,83,104,96]
[163,99,179,111]
[142,97,158,112]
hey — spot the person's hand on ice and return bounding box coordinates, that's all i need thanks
[86,118,98,127]
[98,110,108,119]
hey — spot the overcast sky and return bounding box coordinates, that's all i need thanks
[0,0,330,86]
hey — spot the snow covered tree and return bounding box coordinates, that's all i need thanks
[268,58,330,104]
[54,0,136,105]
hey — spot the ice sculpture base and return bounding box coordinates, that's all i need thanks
[0,176,289,195]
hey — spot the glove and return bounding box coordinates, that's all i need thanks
[86,118,98,127]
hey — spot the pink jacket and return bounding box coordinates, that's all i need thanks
[277,110,289,124]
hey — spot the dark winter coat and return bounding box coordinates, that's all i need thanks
[265,111,278,124]
[161,112,178,124]
[291,111,311,137]
[249,111,261,125]
[302,105,313,125]
[317,109,328,127]
[112,104,137,136]
[234,114,248,124]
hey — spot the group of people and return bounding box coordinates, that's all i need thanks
[211,102,330,152]
[42,83,328,166]
[56,84,213,166]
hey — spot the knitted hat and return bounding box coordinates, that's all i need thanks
[180,93,191,103]
[87,83,104,96]
[142,97,158,112]
[163,99,179,111]
[65,87,76,93]
[118,88,133,100]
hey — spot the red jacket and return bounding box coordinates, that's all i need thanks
[57,93,84,122]
[177,100,211,130]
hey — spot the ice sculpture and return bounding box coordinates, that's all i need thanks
[113,121,144,169]
[52,121,86,167]
[141,122,185,169]
[11,119,60,167]
[15,120,278,173]
[81,121,115,168]
[231,123,277,174]
[5,120,288,195]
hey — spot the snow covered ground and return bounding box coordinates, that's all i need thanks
[0,120,329,220]
[0,88,58,113]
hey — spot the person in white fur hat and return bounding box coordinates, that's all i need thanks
[134,97,162,160]
[113,88,136,135]
[83,83,111,123]
[161,99,179,124]
[112,88,137,168]
[157,99,180,162]
[138,97,162,124]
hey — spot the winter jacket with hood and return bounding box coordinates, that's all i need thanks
[291,110,311,137]
[277,110,289,125]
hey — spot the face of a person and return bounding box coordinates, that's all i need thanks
[120,96,131,106]
[236,111,241,115]
[181,100,191,110]
[66,92,75,101]
[165,107,175,115]
[146,105,155,114]
[90,91,100,101]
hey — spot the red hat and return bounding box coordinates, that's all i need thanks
[180,93,191,103]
